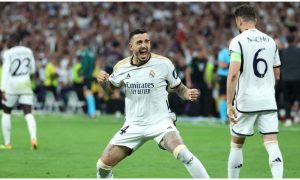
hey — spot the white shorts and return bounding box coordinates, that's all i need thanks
[110,118,178,151]
[2,94,33,108]
[231,111,279,137]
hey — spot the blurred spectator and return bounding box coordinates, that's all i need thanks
[280,34,300,124]
[188,48,213,116]
[57,51,73,110]
[44,55,59,100]
[71,56,84,100]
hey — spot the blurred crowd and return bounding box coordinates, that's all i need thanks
[0,2,300,121]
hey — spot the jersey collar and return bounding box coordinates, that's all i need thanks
[130,53,151,67]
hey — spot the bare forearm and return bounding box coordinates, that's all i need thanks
[174,83,189,100]
[100,81,114,92]
[226,74,238,105]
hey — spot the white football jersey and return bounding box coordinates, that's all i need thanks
[229,29,281,112]
[1,46,36,94]
[109,53,181,125]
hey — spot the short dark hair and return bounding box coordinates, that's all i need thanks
[129,29,147,40]
[234,4,257,22]
[286,34,295,44]
[7,33,21,48]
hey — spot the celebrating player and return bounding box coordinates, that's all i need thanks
[96,29,209,178]
[227,5,283,178]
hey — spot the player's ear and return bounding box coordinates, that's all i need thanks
[254,18,257,25]
[129,42,133,51]
[238,18,243,27]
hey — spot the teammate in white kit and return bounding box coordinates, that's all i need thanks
[227,5,283,178]
[96,29,209,178]
[0,34,38,150]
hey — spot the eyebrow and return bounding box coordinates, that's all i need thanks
[136,39,150,43]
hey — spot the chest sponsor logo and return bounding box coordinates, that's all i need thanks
[125,82,154,95]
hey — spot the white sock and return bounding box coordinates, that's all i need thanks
[25,114,37,140]
[265,141,283,178]
[96,160,113,178]
[228,143,243,178]
[1,112,11,145]
[174,145,209,178]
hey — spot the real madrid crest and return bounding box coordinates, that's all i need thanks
[149,69,155,78]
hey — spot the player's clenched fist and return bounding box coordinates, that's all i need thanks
[187,89,200,101]
[97,70,110,83]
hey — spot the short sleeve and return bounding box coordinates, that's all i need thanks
[108,66,123,87]
[274,47,281,67]
[229,37,241,54]
[166,61,181,89]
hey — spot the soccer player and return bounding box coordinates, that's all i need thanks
[96,29,209,178]
[0,33,38,150]
[227,5,283,178]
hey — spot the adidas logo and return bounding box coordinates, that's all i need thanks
[272,157,282,163]
[234,164,243,168]
[125,73,131,79]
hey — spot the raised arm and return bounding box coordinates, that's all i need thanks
[97,70,115,91]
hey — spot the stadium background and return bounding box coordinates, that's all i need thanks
[0,2,300,178]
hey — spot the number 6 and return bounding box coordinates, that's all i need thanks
[253,48,268,78]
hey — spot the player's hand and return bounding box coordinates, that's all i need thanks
[2,91,6,101]
[187,89,200,101]
[227,104,237,124]
[97,70,110,83]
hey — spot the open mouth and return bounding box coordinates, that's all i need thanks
[139,49,148,60]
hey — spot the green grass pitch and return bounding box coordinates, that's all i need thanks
[0,113,299,178]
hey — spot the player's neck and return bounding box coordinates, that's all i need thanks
[131,54,150,66]
[241,24,256,32]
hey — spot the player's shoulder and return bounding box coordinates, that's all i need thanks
[150,53,173,66]
[9,46,33,53]
[114,56,131,71]
[260,31,276,44]
[230,34,242,45]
